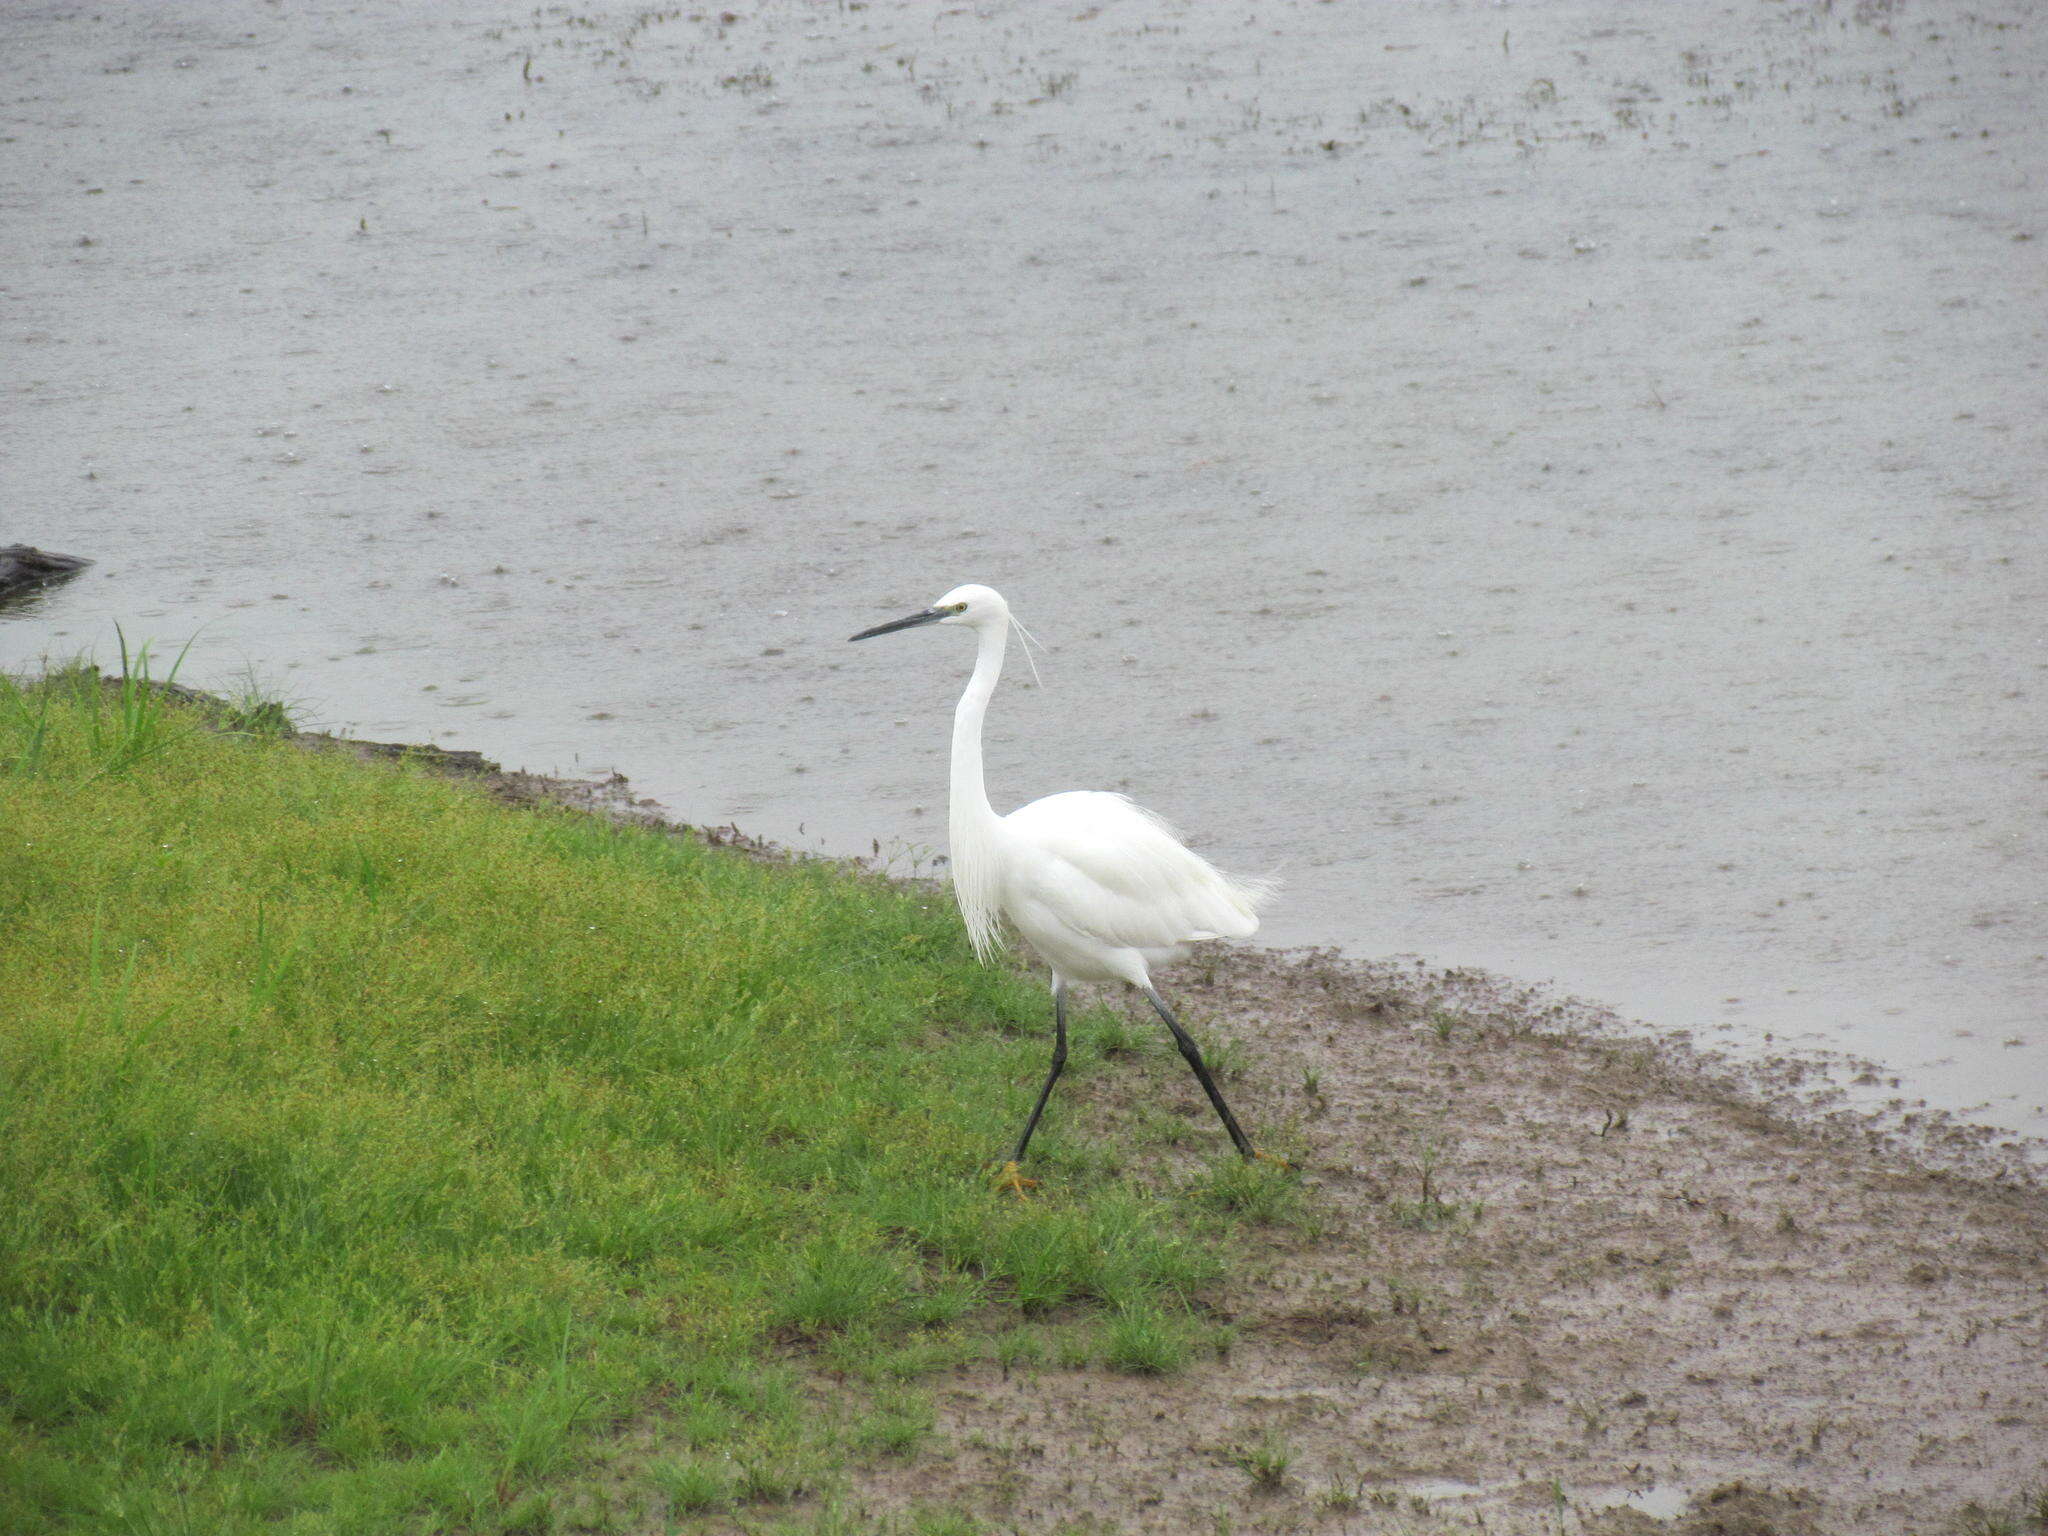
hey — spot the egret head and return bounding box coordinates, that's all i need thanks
[849,583,1009,641]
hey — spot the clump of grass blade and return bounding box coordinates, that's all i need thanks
[1189,1154,1306,1225]
[1231,1430,1294,1490]
[1098,1300,1205,1375]
[649,1456,733,1515]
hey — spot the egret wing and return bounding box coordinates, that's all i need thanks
[1001,791,1271,951]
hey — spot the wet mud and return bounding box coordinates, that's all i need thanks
[844,946,2047,1534]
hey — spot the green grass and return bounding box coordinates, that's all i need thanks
[1189,1154,1307,1226]
[1229,1430,1294,1490]
[1098,1299,1222,1375]
[0,664,1234,1534]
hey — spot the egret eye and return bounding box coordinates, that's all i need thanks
[947,602,969,613]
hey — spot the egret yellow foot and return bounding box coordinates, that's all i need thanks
[993,1161,1039,1200]
[1252,1149,1294,1170]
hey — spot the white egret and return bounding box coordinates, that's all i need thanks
[850,583,1277,1194]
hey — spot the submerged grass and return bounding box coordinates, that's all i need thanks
[0,665,1232,1534]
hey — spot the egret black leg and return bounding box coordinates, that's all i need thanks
[1142,984,1255,1161]
[1006,982,1069,1168]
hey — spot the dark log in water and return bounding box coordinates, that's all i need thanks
[0,546,91,601]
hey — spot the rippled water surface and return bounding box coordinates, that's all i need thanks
[6,0,2042,1139]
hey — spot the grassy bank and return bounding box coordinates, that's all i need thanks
[0,662,1268,1535]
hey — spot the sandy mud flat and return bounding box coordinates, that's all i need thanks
[846,944,2047,1535]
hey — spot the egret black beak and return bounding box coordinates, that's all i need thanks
[849,608,947,642]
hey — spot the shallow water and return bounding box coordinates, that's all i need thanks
[1392,1478,1692,1522]
[5,0,2042,1140]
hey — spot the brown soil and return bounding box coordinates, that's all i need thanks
[837,947,2046,1535]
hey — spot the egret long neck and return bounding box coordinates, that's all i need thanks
[947,621,1008,961]
[949,621,1006,833]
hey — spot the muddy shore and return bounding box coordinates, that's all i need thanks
[853,945,2047,1535]
[306,724,2045,1536]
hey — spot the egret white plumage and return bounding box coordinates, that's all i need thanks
[850,583,1277,1194]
